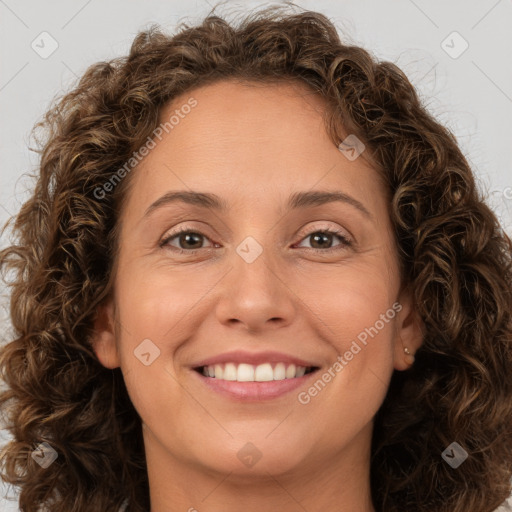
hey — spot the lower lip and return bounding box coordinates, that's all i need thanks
[192,369,319,401]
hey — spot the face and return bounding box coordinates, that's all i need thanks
[93,80,422,486]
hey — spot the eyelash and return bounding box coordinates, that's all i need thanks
[159,226,353,255]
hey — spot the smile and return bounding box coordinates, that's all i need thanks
[195,362,317,382]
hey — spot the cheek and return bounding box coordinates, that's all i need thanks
[296,259,397,398]
[297,270,397,442]
[115,263,210,342]
[112,263,225,412]
[113,266,194,435]
[298,256,397,338]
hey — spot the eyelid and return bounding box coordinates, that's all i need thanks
[159,221,354,252]
[296,221,352,243]
[159,225,217,250]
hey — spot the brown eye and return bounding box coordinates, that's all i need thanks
[296,229,352,251]
[160,229,214,252]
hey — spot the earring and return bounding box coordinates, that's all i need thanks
[404,347,415,365]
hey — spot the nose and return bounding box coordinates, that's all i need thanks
[214,243,297,334]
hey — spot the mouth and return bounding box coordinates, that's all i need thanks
[192,362,321,401]
[193,362,319,382]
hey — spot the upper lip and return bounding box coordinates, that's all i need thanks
[191,350,320,369]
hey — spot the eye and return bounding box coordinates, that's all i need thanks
[159,225,353,255]
[295,228,352,252]
[159,227,216,253]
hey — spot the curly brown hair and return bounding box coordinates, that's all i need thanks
[1,4,511,512]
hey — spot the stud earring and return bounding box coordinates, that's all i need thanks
[404,346,415,365]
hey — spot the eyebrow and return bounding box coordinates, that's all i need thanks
[143,190,372,220]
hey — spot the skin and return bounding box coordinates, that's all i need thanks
[92,79,424,512]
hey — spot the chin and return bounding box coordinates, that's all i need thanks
[193,435,311,477]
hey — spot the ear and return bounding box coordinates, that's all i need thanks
[91,295,120,370]
[393,286,424,371]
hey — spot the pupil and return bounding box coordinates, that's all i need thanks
[311,232,331,249]
[181,233,202,249]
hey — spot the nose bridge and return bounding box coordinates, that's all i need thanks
[214,229,295,331]
[232,231,281,301]
[228,202,280,273]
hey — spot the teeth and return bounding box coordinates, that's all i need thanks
[202,362,311,381]
[254,363,273,382]
[285,364,296,379]
[224,363,237,381]
[295,366,306,377]
[273,362,286,380]
[237,363,255,382]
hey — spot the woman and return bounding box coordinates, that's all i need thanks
[0,5,511,512]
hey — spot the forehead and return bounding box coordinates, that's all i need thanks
[122,79,386,220]
[158,79,331,155]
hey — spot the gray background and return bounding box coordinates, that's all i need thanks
[1,0,511,510]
